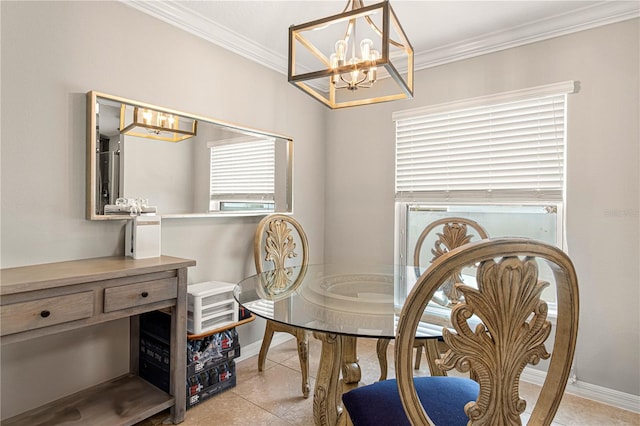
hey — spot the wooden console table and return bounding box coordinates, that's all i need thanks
[0,255,196,426]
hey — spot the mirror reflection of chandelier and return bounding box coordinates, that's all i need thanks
[288,0,413,109]
[120,105,197,142]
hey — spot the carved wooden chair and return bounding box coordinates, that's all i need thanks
[343,237,579,425]
[377,217,489,380]
[254,214,311,398]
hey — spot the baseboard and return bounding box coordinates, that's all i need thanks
[236,337,639,414]
[521,367,640,413]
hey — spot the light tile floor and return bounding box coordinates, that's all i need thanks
[142,337,639,425]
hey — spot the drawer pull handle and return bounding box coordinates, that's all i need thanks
[141,291,149,298]
[40,310,51,318]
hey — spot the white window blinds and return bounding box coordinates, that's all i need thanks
[210,138,275,198]
[395,86,572,203]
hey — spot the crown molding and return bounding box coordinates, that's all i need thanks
[124,1,639,75]
[124,0,288,74]
[413,1,640,70]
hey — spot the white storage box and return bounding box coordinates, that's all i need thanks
[187,281,238,334]
[125,215,161,259]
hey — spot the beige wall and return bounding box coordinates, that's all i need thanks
[324,19,640,396]
[0,1,326,418]
[1,0,638,419]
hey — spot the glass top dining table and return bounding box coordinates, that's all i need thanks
[234,263,453,339]
[234,263,455,426]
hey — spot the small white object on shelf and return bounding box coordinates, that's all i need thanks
[125,215,161,259]
[187,281,238,334]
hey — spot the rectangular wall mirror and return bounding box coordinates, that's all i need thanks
[87,91,293,220]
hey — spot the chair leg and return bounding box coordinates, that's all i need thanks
[376,338,391,381]
[424,339,447,376]
[414,342,424,370]
[258,320,276,372]
[295,329,310,398]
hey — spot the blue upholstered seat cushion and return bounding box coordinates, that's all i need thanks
[342,376,479,426]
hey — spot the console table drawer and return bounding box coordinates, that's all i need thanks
[104,278,177,313]
[0,291,94,336]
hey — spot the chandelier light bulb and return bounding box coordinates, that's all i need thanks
[335,40,347,65]
[360,38,373,61]
[330,53,340,84]
[369,49,380,82]
[330,53,338,69]
[349,57,361,89]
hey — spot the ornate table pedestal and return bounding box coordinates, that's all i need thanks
[312,333,361,426]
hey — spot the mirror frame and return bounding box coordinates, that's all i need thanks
[86,91,293,220]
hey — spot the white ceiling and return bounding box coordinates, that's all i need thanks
[125,0,639,73]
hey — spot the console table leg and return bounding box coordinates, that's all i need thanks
[170,267,188,423]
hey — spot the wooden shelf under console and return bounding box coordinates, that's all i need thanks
[187,314,256,340]
[1,374,172,426]
[0,255,196,426]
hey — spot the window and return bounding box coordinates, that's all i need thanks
[394,81,576,307]
[209,136,292,213]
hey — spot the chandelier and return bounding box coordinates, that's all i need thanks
[120,105,197,142]
[288,0,413,109]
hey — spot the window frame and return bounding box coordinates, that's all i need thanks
[393,81,577,315]
[207,136,293,214]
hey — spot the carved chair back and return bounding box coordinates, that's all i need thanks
[253,214,309,296]
[396,237,579,425]
[254,214,309,272]
[413,217,489,305]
